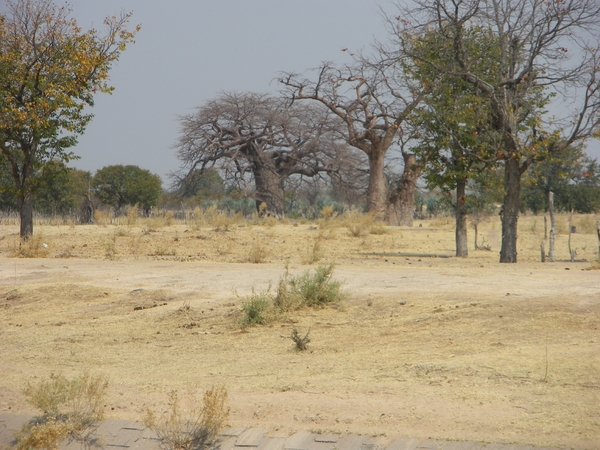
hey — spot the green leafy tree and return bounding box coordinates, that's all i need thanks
[522,149,600,213]
[92,165,162,214]
[396,0,600,262]
[406,27,499,256]
[0,0,138,238]
[34,164,91,216]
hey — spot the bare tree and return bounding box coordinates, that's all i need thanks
[394,0,600,262]
[279,57,423,220]
[173,92,347,217]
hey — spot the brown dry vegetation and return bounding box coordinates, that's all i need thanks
[0,213,599,449]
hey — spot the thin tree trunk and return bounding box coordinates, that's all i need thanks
[500,157,520,263]
[386,153,419,226]
[548,191,556,262]
[455,178,468,257]
[18,191,34,239]
[366,149,387,219]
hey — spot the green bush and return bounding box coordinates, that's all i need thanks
[241,291,272,327]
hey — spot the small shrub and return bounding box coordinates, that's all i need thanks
[291,264,345,308]
[145,386,229,450]
[290,328,311,351]
[17,373,108,450]
[275,265,344,311]
[240,291,273,327]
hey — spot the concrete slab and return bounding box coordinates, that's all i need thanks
[257,436,286,450]
[236,428,266,447]
[284,431,315,450]
[385,437,422,450]
[336,434,370,450]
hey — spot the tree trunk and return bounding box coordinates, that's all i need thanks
[253,166,285,217]
[455,178,468,257]
[500,157,520,263]
[366,149,387,219]
[386,153,419,226]
[548,191,556,262]
[17,191,34,239]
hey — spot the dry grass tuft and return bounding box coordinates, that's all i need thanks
[17,373,108,450]
[12,233,50,258]
[344,211,374,237]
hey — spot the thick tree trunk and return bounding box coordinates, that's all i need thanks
[387,153,419,226]
[455,178,468,257]
[500,157,521,263]
[367,149,387,218]
[253,167,285,217]
[17,191,34,239]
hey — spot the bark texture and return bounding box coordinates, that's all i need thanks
[387,153,420,226]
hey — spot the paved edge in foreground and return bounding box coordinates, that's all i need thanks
[0,414,564,450]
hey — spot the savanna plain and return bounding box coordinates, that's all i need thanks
[0,211,599,449]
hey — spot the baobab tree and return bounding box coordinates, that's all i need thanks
[394,0,600,262]
[173,92,348,217]
[280,57,423,221]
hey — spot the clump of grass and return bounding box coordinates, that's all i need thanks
[248,239,268,263]
[344,211,374,237]
[302,239,324,265]
[370,223,388,235]
[12,233,50,258]
[575,214,599,234]
[126,205,139,227]
[290,328,311,351]
[145,386,230,450]
[103,234,119,260]
[17,373,108,450]
[93,209,110,226]
[150,245,177,257]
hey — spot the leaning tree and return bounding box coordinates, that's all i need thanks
[394,0,600,262]
[0,0,138,238]
[173,92,348,217]
[280,57,424,223]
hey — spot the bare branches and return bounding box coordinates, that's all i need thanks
[173,91,349,215]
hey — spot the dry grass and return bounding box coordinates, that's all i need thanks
[11,233,50,258]
[144,386,229,450]
[1,213,600,448]
[17,373,108,450]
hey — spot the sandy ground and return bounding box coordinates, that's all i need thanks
[0,214,599,448]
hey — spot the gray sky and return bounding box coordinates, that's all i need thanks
[56,1,600,186]
[67,1,390,187]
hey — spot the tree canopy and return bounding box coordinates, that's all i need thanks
[92,165,162,214]
[0,0,139,237]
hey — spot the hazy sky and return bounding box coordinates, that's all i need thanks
[63,1,390,187]
[8,1,599,186]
